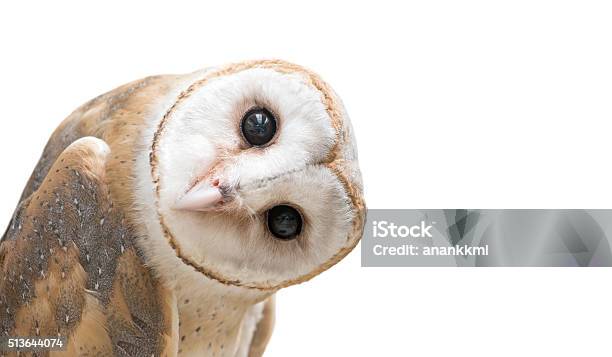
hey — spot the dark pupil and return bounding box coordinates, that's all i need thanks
[267,205,302,240]
[241,108,277,146]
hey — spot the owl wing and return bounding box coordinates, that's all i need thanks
[0,137,176,357]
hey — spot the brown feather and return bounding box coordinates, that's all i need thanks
[0,137,174,356]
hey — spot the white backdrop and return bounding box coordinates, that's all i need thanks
[1,1,611,356]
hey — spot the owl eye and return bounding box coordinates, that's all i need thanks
[240,108,277,146]
[266,205,302,240]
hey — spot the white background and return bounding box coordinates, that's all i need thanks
[1,1,612,356]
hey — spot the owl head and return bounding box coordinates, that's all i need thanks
[139,60,365,293]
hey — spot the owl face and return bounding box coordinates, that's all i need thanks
[144,61,364,290]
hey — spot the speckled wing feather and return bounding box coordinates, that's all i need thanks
[0,137,175,357]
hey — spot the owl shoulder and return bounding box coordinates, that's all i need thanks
[0,137,176,355]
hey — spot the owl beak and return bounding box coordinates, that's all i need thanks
[173,182,223,212]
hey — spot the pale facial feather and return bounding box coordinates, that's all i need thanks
[133,64,361,293]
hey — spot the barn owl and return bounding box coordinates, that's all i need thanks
[0,60,365,356]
